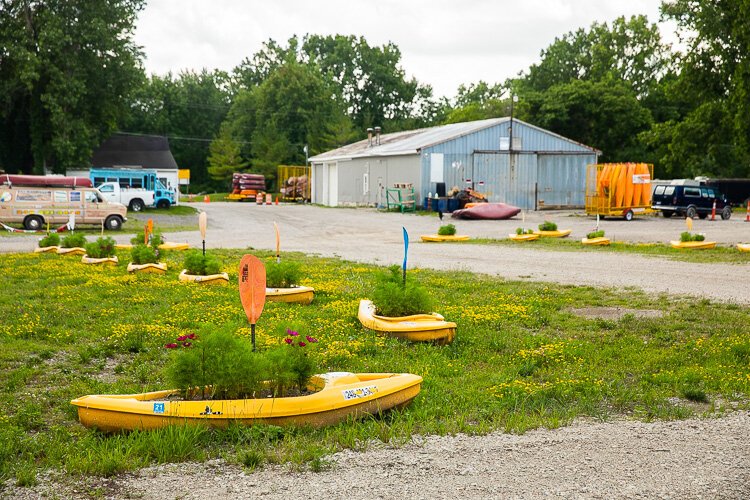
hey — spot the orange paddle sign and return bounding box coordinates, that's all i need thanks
[239,254,266,324]
[273,222,280,263]
[145,219,154,244]
[199,212,207,240]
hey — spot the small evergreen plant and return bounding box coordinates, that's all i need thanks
[130,244,158,264]
[372,265,433,317]
[437,224,456,236]
[266,261,302,288]
[538,221,558,231]
[38,233,60,247]
[586,230,605,239]
[61,233,87,248]
[183,250,221,276]
[84,237,116,258]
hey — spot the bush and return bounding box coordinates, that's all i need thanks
[131,231,163,249]
[130,244,158,265]
[437,224,456,236]
[38,233,60,247]
[61,233,87,248]
[265,261,301,288]
[85,237,116,258]
[372,265,433,317]
[165,325,318,399]
[680,232,706,242]
[183,250,221,276]
[538,221,558,231]
[586,230,605,239]
[515,228,534,235]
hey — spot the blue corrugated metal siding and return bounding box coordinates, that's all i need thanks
[473,153,538,209]
[537,154,592,207]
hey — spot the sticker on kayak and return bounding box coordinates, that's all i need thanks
[153,402,165,414]
[342,385,378,400]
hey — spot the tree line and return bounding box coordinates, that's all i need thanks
[1,0,747,191]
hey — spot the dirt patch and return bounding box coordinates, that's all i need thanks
[567,306,665,320]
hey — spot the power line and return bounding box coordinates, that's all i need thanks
[115,131,252,145]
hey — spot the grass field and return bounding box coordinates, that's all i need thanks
[1,249,749,485]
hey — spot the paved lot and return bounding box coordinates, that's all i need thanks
[3,203,750,303]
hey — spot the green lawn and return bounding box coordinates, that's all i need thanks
[1,249,748,483]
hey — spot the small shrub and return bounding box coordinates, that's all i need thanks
[38,233,60,247]
[682,387,708,403]
[130,244,158,265]
[239,448,265,470]
[372,265,433,317]
[680,232,706,242]
[586,230,605,239]
[437,224,456,236]
[266,260,301,288]
[61,233,87,248]
[515,228,534,235]
[538,221,558,231]
[85,237,116,258]
[183,250,221,276]
[131,231,163,249]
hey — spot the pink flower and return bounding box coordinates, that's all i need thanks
[187,333,196,340]
[305,335,318,343]
[164,343,178,349]
[287,329,299,337]
[182,342,192,348]
[298,341,306,347]
[177,335,187,342]
[284,338,293,344]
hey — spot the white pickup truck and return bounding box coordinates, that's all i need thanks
[96,182,155,212]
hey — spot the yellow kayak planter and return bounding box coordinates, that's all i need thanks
[420,234,470,242]
[127,262,168,274]
[266,286,315,304]
[738,244,750,253]
[159,242,190,251]
[81,255,119,265]
[34,246,59,253]
[57,246,86,255]
[115,244,132,250]
[669,240,717,250]
[508,233,540,242]
[70,371,422,432]
[357,299,456,345]
[533,229,572,238]
[178,269,229,284]
[581,237,610,246]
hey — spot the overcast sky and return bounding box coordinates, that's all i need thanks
[134,0,675,99]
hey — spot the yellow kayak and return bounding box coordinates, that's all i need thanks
[581,237,610,246]
[420,235,470,242]
[127,262,167,273]
[34,246,59,253]
[357,299,456,345]
[70,371,422,432]
[159,242,190,251]
[57,247,86,255]
[533,229,572,238]
[115,242,189,251]
[81,255,119,265]
[266,286,315,304]
[670,240,717,250]
[738,244,750,253]
[508,233,540,242]
[178,270,229,284]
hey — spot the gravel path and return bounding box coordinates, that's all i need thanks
[3,204,749,498]
[7,412,749,499]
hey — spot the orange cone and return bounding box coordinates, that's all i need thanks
[275,196,279,205]
[203,195,210,203]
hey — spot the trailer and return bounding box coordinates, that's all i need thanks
[227,172,265,202]
[90,168,175,209]
[585,163,655,221]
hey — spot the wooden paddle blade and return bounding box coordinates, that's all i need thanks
[273,222,280,259]
[238,254,266,324]
[199,212,207,240]
[686,216,693,231]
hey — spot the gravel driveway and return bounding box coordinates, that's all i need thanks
[3,203,749,498]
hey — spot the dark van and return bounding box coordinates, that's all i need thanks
[652,182,732,219]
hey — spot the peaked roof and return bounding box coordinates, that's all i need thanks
[309,117,598,162]
[91,133,178,170]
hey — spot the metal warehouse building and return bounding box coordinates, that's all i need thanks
[309,117,600,210]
